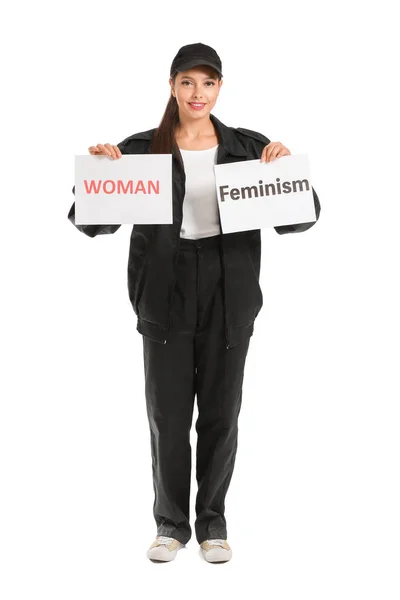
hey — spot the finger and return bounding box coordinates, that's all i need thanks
[104,143,117,159]
[97,144,112,157]
[271,143,288,161]
[260,143,270,163]
[266,142,279,162]
[113,145,122,159]
[88,146,101,155]
[276,149,288,158]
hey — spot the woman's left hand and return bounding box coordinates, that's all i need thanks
[260,142,291,163]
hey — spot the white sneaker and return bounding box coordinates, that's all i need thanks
[200,539,232,562]
[147,535,185,561]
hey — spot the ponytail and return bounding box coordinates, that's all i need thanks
[149,71,181,163]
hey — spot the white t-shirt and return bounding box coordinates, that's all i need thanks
[179,145,220,240]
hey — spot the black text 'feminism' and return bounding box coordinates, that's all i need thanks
[219,178,310,202]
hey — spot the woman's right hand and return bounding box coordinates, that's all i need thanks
[88,143,122,159]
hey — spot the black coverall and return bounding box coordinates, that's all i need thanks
[68,113,321,544]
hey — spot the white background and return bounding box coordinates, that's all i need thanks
[1,0,399,597]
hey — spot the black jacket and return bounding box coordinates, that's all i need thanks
[68,113,321,349]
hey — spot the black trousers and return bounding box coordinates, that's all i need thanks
[142,234,251,545]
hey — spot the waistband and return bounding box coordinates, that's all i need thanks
[178,234,221,251]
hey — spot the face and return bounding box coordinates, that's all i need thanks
[169,65,223,119]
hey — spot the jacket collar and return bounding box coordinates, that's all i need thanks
[209,113,248,157]
[131,113,248,157]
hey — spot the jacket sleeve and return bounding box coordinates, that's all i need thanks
[274,185,321,235]
[67,141,126,238]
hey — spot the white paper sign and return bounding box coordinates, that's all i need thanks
[214,154,316,234]
[74,154,173,225]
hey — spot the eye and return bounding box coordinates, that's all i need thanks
[181,80,215,86]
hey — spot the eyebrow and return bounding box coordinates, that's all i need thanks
[181,75,218,80]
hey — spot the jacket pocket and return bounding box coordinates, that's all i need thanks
[127,229,175,327]
[127,226,154,316]
[248,237,263,315]
[131,254,148,316]
[223,235,263,327]
[127,243,147,317]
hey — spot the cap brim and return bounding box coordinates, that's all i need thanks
[172,59,222,77]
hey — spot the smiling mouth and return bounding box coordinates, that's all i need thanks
[189,102,206,110]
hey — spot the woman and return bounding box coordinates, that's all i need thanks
[68,42,321,563]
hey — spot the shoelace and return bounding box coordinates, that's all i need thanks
[207,539,226,547]
[156,536,176,545]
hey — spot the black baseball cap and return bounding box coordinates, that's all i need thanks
[170,43,223,78]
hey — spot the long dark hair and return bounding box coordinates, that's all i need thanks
[149,68,222,162]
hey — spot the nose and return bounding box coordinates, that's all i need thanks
[193,86,203,100]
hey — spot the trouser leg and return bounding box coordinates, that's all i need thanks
[141,239,198,545]
[193,263,251,544]
[142,333,196,545]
